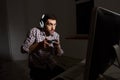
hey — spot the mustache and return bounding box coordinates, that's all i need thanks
[50,30,55,31]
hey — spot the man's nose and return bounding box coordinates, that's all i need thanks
[51,26,55,30]
[51,26,54,30]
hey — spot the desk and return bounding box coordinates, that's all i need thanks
[51,35,88,80]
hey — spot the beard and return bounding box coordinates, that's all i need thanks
[49,30,55,36]
[45,30,55,36]
[50,30,55,35]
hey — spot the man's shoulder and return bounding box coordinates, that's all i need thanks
[30,27,42,32]
[31,27,40,30]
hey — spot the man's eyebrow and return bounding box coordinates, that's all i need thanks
[48,22,56,24]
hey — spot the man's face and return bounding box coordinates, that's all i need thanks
[45,19,56,35]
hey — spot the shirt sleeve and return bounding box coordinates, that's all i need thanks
[22,28,36,53]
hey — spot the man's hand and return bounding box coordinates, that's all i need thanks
[53,40,63,56]
[29,39,50,53]
[43,39,50,48]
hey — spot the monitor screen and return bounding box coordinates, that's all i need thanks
[84,7,120,80]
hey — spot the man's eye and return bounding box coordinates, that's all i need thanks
[49,23,53,25]
[47,23,52,25]
[47,23,56,26]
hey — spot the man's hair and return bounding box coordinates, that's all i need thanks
[42,14,57,23]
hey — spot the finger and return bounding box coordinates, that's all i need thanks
[54,41,60,45]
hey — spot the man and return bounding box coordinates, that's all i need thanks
[21,14,64,80]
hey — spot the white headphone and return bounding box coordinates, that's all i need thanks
[39,14,45,28]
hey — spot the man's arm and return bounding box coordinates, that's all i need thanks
[53,40,64,56]
[29,39,50,53]
[21,28,36,53]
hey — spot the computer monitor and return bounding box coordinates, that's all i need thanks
[84,7,120,80]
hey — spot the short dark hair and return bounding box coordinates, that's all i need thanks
[42,14,57,23]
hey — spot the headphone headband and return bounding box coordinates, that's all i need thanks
[41,14,45,19]
[40,14,45,28]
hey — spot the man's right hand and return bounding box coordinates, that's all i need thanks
[43,39,51,48]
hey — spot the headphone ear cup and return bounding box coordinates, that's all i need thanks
[40,20,44,28]
[40,14,45,28]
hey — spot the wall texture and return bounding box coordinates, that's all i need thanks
[0,0,11,61]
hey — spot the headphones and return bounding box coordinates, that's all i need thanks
[39,14,45,28]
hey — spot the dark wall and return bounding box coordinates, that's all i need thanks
[0,0,11,61]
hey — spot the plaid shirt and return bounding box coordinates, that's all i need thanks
[22,27,63,68]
